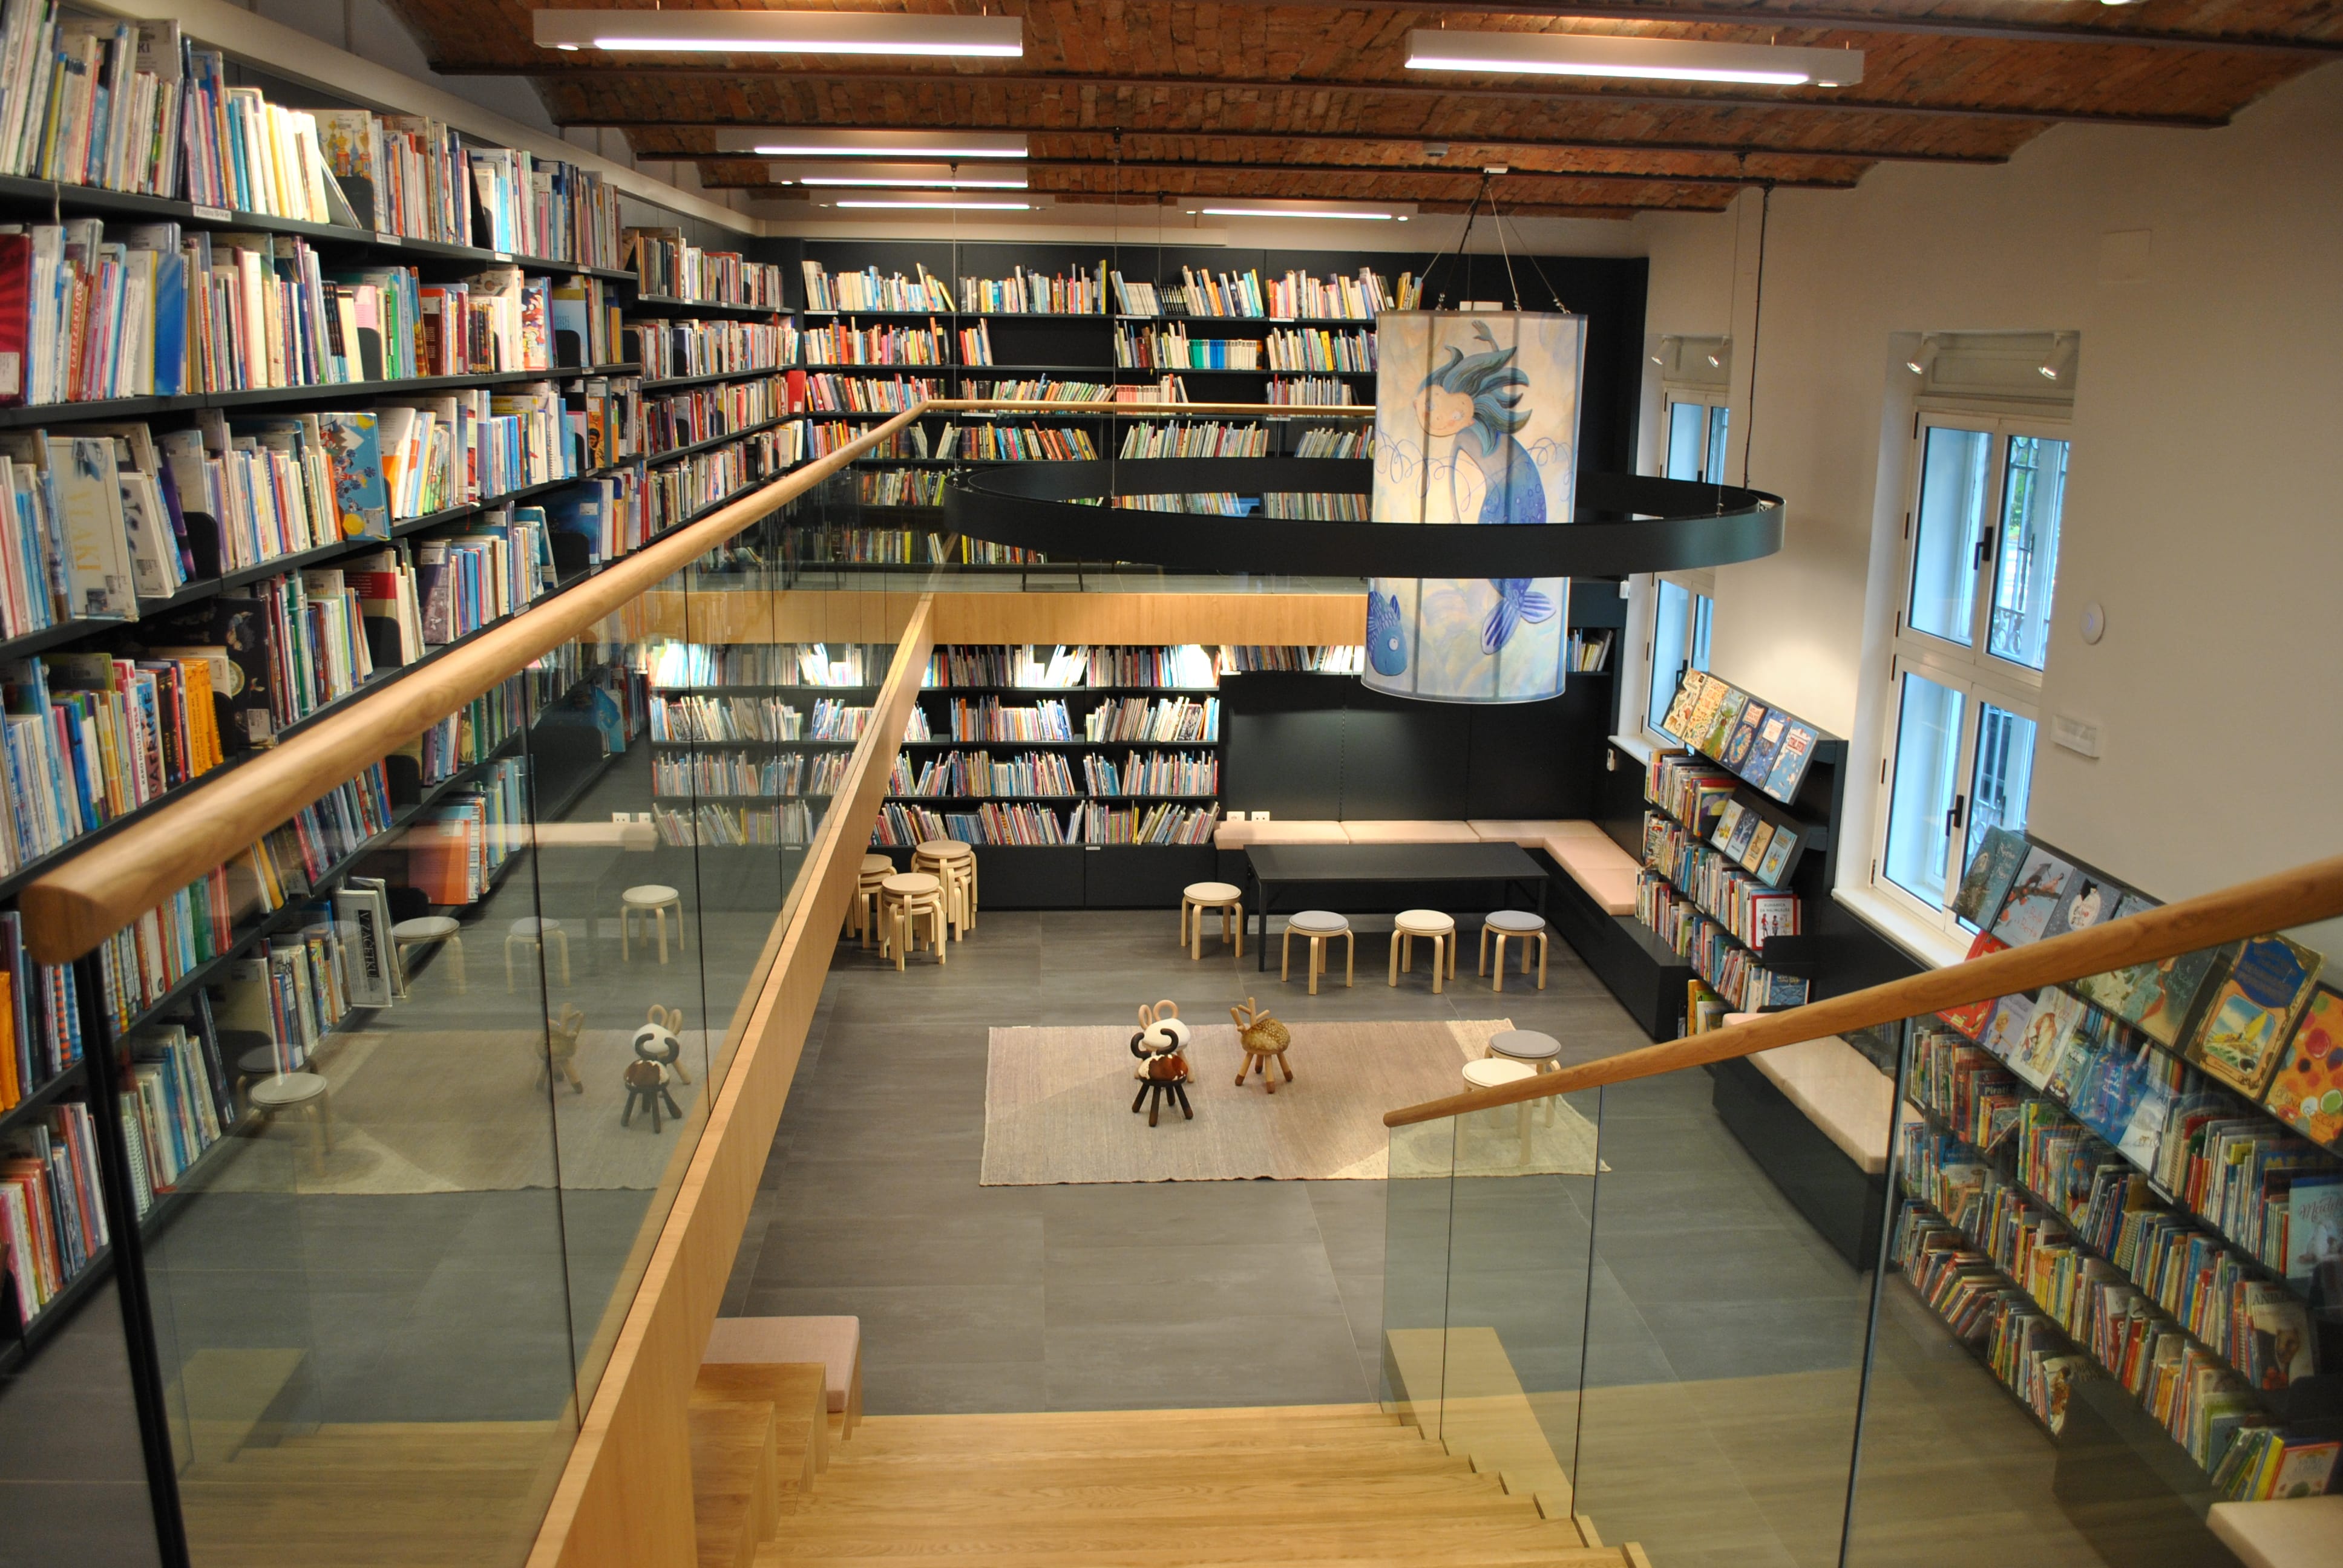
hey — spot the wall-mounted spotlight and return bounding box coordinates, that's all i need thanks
[1906,336,1939,377]
[2039,332,2077,381]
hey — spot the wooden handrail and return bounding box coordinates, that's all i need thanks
[16,395,1377,965]
[1385,852,2343,1126]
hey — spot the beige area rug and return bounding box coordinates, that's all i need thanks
[980,1018,1600,1185]
[197,1024,714,1196]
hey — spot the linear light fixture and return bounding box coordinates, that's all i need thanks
[765,161,1029,190]
[1184,198,1413,222]
[534,9,1023,56]
[1406,28,1862,88]
[710,129,1027,160]
[829,198,1035,211]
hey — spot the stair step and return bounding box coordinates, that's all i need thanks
[806,1471,1515,1509]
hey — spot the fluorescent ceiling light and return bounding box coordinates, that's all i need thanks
[711,128,1027,160]
[534,9,1023,56]
[831,198,1034,211]
[1406,28,1863,88]
[767,161,1028,189]
[1185,199,1412,222]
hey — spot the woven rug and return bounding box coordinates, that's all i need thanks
[980,1018,1600,1185]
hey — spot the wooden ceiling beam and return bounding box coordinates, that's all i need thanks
[682,152,1861,190]
[592,119,2004,166]
[445,62,2228,128]
[1211,0,2343,56]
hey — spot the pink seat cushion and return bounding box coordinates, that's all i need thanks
[1546,834,1641,915]
[703,1315,860,1413]
[1213,820,1349,848]
[1749,1039,1894,1175]
[1468,820,1610,846]
[1339,820,1483,844]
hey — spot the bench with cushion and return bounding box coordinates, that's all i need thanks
[2209,1497,2343,1568]
[1709,1025,1893,1269]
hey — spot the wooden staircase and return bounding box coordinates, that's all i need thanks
[752,1402,1648,1568]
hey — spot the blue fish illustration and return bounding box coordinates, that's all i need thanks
[1415,323,1555,653]
[1483,579,1556,655]
[1366,589,1408,675]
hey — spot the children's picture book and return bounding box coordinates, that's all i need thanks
[1761,721,1816,802]
[2073,935,2232,1052]
[2042,873,2115,941]
[2263,985,2343,1151]
[1722,701,1765,771]
[1951,826,2028,929]
[1754,826,1797,887]
[1661,669,1709,739]
[1740,818,1775,874]
[1938,930,2009,1037]
[1722,804,1761,863]
[1709,799,1746,854]
[317,411,390,540]
[2007,987,2083,1091]
[1739,710,1789,786]
[1978,987,2037,1062]
[1681,675,1729,747]
[2285,1172,2343,1295]
[1702,687,1748,758]
[1991,848,2074,947]
[2186,933,2325,1098]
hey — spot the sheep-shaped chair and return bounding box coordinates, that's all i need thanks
[1129,999,1194,1126]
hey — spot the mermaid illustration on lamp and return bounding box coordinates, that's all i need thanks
[1411,321,1557,654]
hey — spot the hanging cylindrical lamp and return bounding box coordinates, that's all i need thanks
[1365,311,1587,703]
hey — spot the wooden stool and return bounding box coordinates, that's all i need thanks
[879,873,947,970]
[1179,881,1244,961]
[1280,910,1353,995]
[1479,910,1549,993]
[912,840,976,940]
[1463,1057,1538,1166]
[392,916,465,994]
[1389,909,1457,995]
[248,1072,332,1174]
[504,917,570,992]
[1486,1028,1562,1126]
[849,854,894,948]
[621,884,686,964]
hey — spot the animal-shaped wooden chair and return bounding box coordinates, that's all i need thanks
[539,1003,586,1093]
[1129,999,1194,1126]
[1231,997,1293,1093]
[621,1005,689,1131]
[640,1005,693,1083]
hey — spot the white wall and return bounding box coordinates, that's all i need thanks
[1633,62,2343,912]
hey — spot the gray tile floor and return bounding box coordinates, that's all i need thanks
[721,906,1868,1417]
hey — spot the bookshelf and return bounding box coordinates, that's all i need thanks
[0,36,813,1383]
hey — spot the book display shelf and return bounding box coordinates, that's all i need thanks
[1881,828,2343,1558]
[0,31,815,1374]
[782,241,1409,575]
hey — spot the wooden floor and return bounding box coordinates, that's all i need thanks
[758,1403,1646,1568]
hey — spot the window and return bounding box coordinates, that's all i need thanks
[1873,412,2068,932]
[1645,576,1714,740]
[1665,399,1730,483]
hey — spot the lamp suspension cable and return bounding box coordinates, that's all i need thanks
[1742,182,1772,491]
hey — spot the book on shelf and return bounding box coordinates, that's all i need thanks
[0,910,80,1116]
[2264,985,2343,1151]
[631,230,783,308]
[630,318,798,381]
[117,991,231,1209]
[1,1098,105,1328]
[0,15,184,197]
[800,261,954,315]
[957,264,1104,315]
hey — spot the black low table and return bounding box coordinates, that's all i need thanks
[1242,843,1547,973]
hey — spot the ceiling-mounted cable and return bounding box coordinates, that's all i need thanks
[1741,181,1772,491]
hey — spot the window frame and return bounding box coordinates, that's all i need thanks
[1660,387,1732,485]
[1869,403,2069,935]
[1641,571,1715,748]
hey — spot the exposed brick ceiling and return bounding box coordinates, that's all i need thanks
[397,1,2343,216]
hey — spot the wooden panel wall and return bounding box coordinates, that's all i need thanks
[629,589,1366,647]
[523,598,936,1568]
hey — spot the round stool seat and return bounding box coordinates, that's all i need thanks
[238,1047,286,1080]
[623,884,680,907]
[883,872,942,898]
[393,916,459,941]
[509,916,561,937]
[249,1072,329,1109]
[1487,1029,1563,1063]
[1288,909,1348,933]
[1463,1058,1537,1091]
[1395,908,1455,933]
[1184,881,1241,903]
[1486,909,1545,933]
[913,839,972,860]
[860,854,895,875]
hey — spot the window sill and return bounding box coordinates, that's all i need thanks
[1832,883,1973,972]
[1608,733,1654,766]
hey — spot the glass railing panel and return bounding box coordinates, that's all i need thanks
[1434,1079,1604,1505]
[1848,916,2343,1568]
[1380,1111,1457,1435]
[110,750,577,1568]
[1571,1044,1887,1568]
[0,1276,168,1566]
